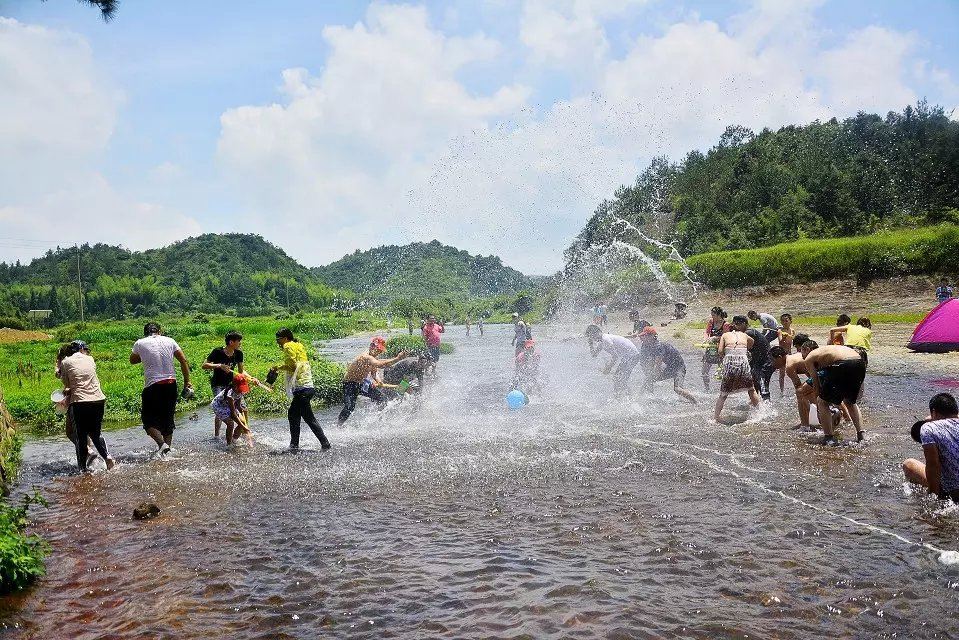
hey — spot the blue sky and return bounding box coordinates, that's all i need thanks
[2,0,957,273]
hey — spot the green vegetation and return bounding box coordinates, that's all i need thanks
[388,290,544,327]
[384,335,454,358]
[313,240,531,303]
[686,225,959,288]
[0,491,49,594]
[567,103,959,263]
[0,234,353,324]
[0,312,386,430]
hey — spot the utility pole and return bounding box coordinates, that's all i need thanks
[285,279,290,310]
[76,245,85,323]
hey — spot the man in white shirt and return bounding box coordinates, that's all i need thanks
[511,313,530,356]
[586,324,640,395]
[130,322,193,458]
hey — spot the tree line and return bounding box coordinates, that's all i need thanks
[566,102,959,263]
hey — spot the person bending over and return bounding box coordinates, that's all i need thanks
[903,393,959,503]
[637,328,697,404]
[338,337,408,424]
[585,324,640,397]
[804,344,867,444]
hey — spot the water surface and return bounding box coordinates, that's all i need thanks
[2,322,958,638]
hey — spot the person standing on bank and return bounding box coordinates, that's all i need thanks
[270,328,331,451]
[60,341,115,472]
[130,322,193,459]
[203,331,244,440]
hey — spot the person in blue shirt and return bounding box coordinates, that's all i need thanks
[936,280,953,304]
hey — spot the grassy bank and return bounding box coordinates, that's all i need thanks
[686,225,959,288]
[0,312,387,431]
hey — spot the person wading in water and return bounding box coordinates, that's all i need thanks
[270,328,331,451]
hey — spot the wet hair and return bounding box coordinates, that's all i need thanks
[930,393,959,417]
[747,310,759,319]
[275,328,297,342]
[225,331,243,345]
[143,322,161,336]
[780,313,792,322]
[732,315,748,326]
[769,346,787,360]
[802,340,819,352]
[710,306,727,318]
[585,325,602,340]
[792,333,809,349]
[836,314,851,326]
[856,317,871,329]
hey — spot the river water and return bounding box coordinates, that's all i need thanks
[2,322,959,638]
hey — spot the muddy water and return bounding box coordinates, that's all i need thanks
[2,322,959,639]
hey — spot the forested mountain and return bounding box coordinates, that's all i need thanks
[0,234,349,322]
[313,240,531,303]
[567,102,959,263]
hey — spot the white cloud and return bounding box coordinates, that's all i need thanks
[217,4,530,266]
[818,26,918,116]
[0,17,201,263]
[519,0,646,73]
[216,1,958,273]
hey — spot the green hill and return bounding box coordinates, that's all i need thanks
[0,234,347,322]
[313,240,531,303]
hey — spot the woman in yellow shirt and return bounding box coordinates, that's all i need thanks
[830,317,872,367]
[270,328,330,451]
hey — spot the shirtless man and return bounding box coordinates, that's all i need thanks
[805,343,867,444]
[771,337,818,428]
[337,337,408,424]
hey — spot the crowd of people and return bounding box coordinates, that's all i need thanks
[50,305,959,507]
[585,307,873,443]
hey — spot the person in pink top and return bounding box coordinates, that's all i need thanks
[421,315,445,370]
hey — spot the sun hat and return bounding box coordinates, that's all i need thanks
[371,336,387,353]
[640,326,658,337]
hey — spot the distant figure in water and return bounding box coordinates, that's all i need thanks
[585,324,641,396]
[937,280,954,304]
[512,313,530,356]
[338,337,407,424]
[130,322,193,460]
[713,320,760,421]
[626,309,652,338]
[777,313,795,392]
[514,339,541,396]
[478,316,485,336]
[599,303,609,327]
[804,343,867,444]
[465,315,471,337]
[903,393,959,503]
[829,316,872,368]
[636,327,697,404]
[747,310,780,344]
[701,306,729,390]
[270,328,331,451]
[421,315,445,372]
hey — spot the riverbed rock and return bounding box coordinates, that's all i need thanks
[133,502,161,520]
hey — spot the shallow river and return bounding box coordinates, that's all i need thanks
[2,322,959,639]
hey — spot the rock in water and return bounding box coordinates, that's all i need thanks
[133,502,160,520]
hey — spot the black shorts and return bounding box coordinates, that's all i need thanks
[142,382,178,435]
[427,346,440,362]
[819,359,866,406]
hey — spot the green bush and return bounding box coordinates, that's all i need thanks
[0,318,25,331]
[687,225,959,288]
[0,491,49,593]
[384,335,454,357]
